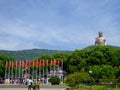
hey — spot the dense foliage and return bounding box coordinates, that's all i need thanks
[0,54,14,77]
[64,46,120,87]
[65,72,89,87]
[33,46,120,87]
[48,76,60,85]
[0,46,120,87]
[66,46,120,73]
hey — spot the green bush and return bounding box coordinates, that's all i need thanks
[48,76,60,85]
[65,72,89,87]
[30,84,39,89]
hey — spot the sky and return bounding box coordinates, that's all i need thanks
[0,0,120,51]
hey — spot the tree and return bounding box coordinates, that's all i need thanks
[0,54,15,77]
[87,46,119,66]
[67,50,88,74]
[89,65,116,84]
[65,72,89,87]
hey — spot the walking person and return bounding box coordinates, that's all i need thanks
[27,77,33,90]
[36,79,41,90]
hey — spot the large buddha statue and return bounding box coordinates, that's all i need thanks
[95,32,107,46]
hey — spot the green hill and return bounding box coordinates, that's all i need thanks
[0,45,119,61]
[0,49,72,61]
[83,45,120,50]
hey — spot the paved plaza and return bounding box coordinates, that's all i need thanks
[0,88,27,90]
[0,84,66,90]
[0,88,66,90]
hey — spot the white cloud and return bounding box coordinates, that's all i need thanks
[0,0,120,50]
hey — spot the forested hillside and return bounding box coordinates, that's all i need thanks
[64,46,120,87]
[0,45,119,61]
[0,49,72,61]
[83,45,120,50]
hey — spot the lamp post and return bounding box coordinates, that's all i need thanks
[89,70,92,90]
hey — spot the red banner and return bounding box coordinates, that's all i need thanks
[9,61,14,67]
[5,60,63,67]
[24,61,28,67]
[29,61,33,67]
[34,61,37,67]
[19,61,24,67]
[43,61,46,66]
[38,61,42,66]
[50,60,57,65]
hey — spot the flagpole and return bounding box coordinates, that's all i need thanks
[7,61,8,79]
[28,60,30,78]
[15,61,16,79]
[15,61,17,79]
[8,61,10,79]
[30,61,33,78]
[62,59,64,83]
[38,60,40,80]
[32,60,34,79]
[19,61,20,79]
[54,59,55,76]
[21,61,23,79]
[50,59,52,76]
[43,59,44,85]
[5,61,7,79]
[26,60,28,78]
[46,60,48,84]
[36,60,38,80]
[11,61,13,80]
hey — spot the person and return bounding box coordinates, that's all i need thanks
[27,77,33,90]
[95,32,107,46]
[36,79,41,90]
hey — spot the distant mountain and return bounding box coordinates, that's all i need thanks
[0,49,72,61]
[83,45,120,50]
[1,45,119,60]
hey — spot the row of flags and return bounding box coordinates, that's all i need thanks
[6,60,63,67]
[5,59,64,84]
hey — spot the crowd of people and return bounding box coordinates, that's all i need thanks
[3,77,41,85]
[2,77,41,90]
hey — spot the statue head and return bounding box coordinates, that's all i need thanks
[98,31,103,37]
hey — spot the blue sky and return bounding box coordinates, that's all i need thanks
[0,0,120,50]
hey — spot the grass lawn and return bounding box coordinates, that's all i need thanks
[112,89,120,90]
[73,85,120,90]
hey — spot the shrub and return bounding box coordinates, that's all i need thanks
[48,76,60,85]
[65,72,89,87]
